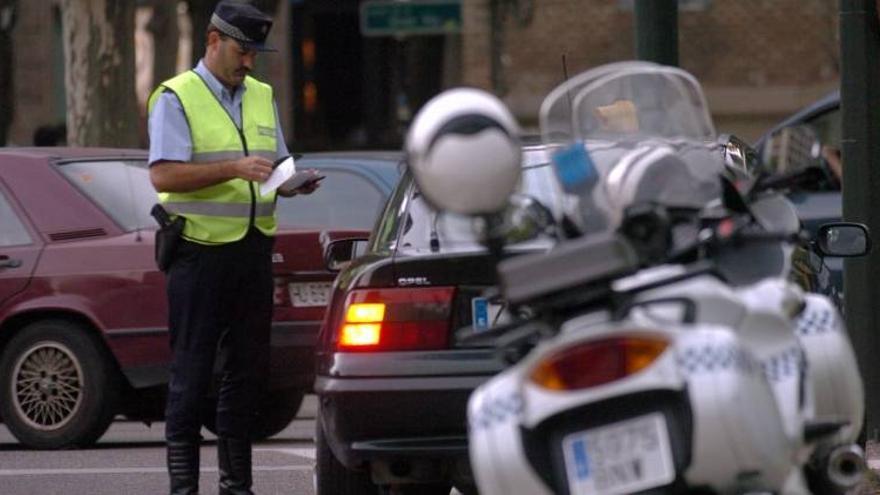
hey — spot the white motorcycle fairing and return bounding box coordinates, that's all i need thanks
[468,274,832,495]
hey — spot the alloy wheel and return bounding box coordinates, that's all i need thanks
[10,340,84,431]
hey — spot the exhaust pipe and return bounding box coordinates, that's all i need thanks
[825,444,866,491]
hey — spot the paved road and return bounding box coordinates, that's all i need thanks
[0,396,319,495]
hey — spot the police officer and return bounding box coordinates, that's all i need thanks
[147,2,318,493]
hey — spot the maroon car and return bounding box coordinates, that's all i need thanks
[0,147,401,449]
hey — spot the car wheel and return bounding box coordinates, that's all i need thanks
[0,320,120,449]
[315,415,376,494]
[203,389,305,440]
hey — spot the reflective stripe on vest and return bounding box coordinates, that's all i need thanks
[148,71,278,244]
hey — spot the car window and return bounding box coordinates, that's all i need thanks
[56,159,156,232]
[396,158,563,254]
[369,172,413,254]
[276,168,385,230]
[805,108,841,149]
[0,191,32,247]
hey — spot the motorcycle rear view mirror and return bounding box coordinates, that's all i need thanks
[815,222,871,258]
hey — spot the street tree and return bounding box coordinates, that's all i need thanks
[0,0,15,146]
[59,0,139,147]
[148,0,180,88]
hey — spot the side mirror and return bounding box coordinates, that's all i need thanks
[720,133,761,179]
[815,222,870,257]
[324,237,369,272]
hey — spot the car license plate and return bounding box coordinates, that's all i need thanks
[562,413,675,495]
[288,282,332,307]
[471,297,510,332]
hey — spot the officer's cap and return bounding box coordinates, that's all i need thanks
[210,0,276,52]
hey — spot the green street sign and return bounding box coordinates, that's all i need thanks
[360,0,462,37]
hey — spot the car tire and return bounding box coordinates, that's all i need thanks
[202,389,305,440]
[0,319,120,449]
[315,415,376,495]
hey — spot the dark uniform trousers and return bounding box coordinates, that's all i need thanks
[164,228,274,442]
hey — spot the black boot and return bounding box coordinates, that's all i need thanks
[218,437,254,495]
[167,440,200,495]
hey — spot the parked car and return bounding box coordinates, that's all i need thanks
[314,143,581,494]
[0,147,401,449]
[753,90,846,305]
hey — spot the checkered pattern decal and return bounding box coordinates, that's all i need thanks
[469,392,523,431]
[676,343,758,375]
[762,345,806,383]
[795,304,837,337]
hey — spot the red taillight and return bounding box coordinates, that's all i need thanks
[336,287,455,351]
[529,336,668,391]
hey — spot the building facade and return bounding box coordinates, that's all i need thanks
[8,0,839,149]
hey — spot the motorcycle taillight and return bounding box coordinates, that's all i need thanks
[336,287,455,351]
[529,336,668,391]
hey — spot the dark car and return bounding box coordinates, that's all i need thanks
[753,91,845,304]
[0,147,401,449]
[314,144,567,494]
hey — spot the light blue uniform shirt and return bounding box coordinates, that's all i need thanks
[148,60,289,165]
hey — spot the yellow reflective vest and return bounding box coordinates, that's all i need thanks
[148,71,278,244]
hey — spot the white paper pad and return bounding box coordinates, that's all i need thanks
[260,156,295,196]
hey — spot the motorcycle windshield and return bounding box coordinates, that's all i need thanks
[540,63,716,144]
[538,63,722,233]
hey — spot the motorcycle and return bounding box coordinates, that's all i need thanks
[403,62,869,494]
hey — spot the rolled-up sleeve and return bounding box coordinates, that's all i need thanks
[148,91,193,166]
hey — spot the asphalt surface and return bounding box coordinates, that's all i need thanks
[0,396,319,495]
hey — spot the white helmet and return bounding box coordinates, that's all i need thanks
[405,88,522,215]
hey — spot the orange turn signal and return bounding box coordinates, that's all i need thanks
[346,303,385,323]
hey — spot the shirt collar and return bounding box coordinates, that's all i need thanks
[194,60,246,102]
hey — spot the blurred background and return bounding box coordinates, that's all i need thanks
[0,0,841,151]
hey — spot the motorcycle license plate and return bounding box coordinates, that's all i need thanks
[562,413,675,495]
[288,282,332,307]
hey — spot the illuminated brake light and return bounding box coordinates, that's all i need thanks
[340,324,381,346]
[529,336,668,391]
[336,287,455,351]
[346,303,385,323]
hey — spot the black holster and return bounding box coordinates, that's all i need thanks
[151,204,185,272]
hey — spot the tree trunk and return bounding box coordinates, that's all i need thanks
[148,0,180,87]
[60,0,139,147]
[0,0,15,146]
[185,0,211,65]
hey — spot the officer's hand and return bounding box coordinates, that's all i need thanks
[233,156,274,182]
[293,170,322,195]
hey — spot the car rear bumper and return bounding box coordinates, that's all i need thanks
[315,349,506,469]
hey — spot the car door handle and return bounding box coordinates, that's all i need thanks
[0,256,22,269]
